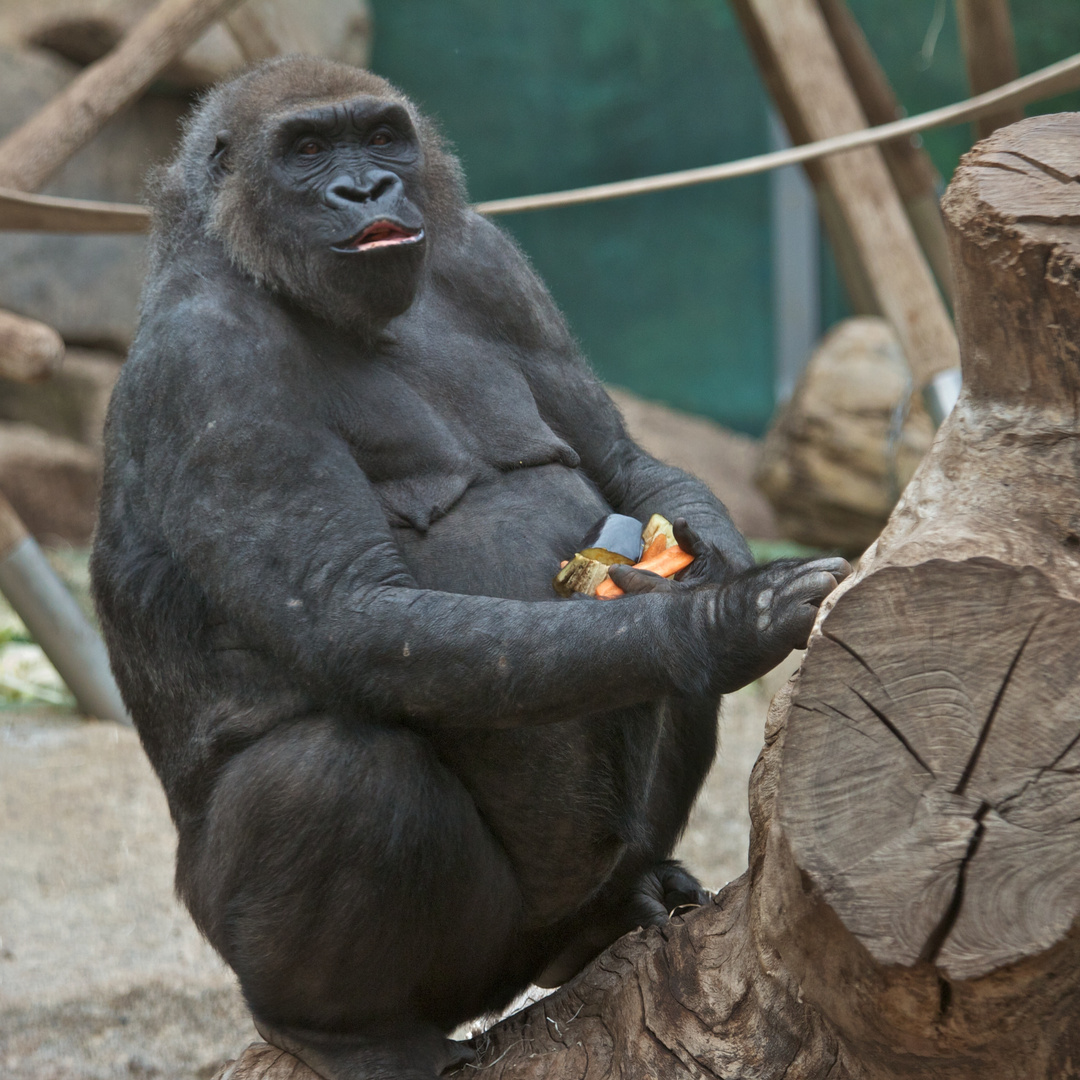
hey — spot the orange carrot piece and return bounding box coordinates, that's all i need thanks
[594,544,694,599]
[640,533,669,562]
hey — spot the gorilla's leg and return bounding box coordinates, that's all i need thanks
[179,716,526,1079]
[534,697,718,988]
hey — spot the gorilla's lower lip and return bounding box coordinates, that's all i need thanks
[334,222,424,252]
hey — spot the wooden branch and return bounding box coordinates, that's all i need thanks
[956,0,1023,141]
[815,0,952,301]
[224,2,283,63]
[732,0,878,314]
[0,186,149,233]
[0,309,64,383]
[730,0,959,386]
[212,116,1080,1080]
[0,0,244,194]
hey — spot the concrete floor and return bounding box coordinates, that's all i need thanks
[0,659,798,1080]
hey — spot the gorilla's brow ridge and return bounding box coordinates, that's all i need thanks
[272,103,413,147]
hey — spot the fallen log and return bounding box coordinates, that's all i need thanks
[0,307,64,382]
[214,114,1080,1079]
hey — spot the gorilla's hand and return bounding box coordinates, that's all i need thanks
[623,556,850,695]
[608,517,745,594]
[715,557,850,691]
[671,517,745,587]
[627,860,711,927]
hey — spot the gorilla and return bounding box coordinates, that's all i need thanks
[91,57,848,1080]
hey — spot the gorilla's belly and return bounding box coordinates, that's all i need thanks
[390,463,612,601]
[392,464,661,924]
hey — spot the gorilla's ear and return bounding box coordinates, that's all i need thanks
[208,131,231,181]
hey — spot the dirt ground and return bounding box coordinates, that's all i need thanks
[0,653,798,1080]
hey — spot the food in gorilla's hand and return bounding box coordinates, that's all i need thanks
[554,513,694,598]
[578,514,644,565]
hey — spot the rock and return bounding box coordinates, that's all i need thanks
[0,348,122,449]
[0,45,187,350]
[754,316,935,554]
[607,386,779,540]
[0,0,373,89]
[0,422,102,545]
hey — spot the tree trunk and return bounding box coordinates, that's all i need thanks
[217,114,1080,1080]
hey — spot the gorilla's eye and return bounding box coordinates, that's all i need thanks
[296,139,324,157]
[370,129,394,147]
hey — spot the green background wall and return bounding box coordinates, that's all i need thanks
[369,1,1080,434]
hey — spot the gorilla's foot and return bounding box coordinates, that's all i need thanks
[254,1017,469,1080]
[629,858,711,925]
[533,859,710,989]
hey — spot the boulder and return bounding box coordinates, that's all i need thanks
[0,422,102,546]
[754,316,935,554]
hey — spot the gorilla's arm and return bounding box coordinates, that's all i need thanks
[464,215,754,575]
[140,361,749,728]
[538,363,754,574]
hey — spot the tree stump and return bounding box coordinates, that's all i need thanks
[214,115,1080,1080]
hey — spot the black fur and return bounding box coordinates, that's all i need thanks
[91,57,847,1080]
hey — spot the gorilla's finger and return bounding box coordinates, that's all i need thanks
[783,570,842,608]
[672,517,708,556]
[608,565,674,595]
[802,556,851,583]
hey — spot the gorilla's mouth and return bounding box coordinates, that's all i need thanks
[336,221,425,252]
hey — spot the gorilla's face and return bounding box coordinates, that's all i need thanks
[210,94,430,332]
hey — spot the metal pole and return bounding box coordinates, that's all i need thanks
[0,494,129,723]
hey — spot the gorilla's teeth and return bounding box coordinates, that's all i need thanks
[349,221,423,249]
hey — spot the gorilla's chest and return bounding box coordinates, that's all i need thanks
[330,330,579,532]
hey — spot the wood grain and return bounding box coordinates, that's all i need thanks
[783,559,1080,977]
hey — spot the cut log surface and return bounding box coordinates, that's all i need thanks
[784,558,1080,977]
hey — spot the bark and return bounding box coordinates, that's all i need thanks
[216,115,1080,1079]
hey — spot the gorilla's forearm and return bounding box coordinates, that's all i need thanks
[305,585,718,725]
[592,437,754,572]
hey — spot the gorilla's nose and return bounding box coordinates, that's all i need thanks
[326,171,400,208]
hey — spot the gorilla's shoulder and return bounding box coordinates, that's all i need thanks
[134,275,301,381]
[432,210,575,353]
